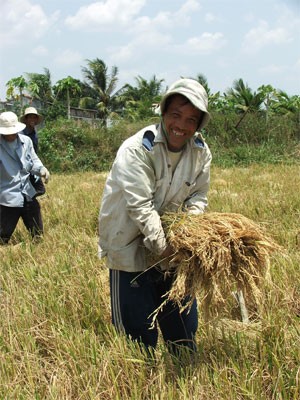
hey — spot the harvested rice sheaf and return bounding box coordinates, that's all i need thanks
[159,212,281,320]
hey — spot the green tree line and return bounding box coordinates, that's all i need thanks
[4,58,300,126]
[3,58,299,171]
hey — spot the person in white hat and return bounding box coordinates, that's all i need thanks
[0,111,50,244]
[20,107,46,196]
[98,78,212,358]
[20,107,43,152]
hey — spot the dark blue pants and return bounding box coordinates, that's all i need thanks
[0,198,43,244]
[110,268,198,353]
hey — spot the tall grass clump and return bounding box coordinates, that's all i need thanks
[0,165,299,399]
[206,112,300,167]
[38,118,159,172]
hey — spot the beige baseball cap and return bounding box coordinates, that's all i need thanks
[160,78,210,131]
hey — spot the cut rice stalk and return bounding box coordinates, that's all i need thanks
[151,212,281,323]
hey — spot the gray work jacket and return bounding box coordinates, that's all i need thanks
[98,123,212,272]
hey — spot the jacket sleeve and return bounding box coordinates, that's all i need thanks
[111,146,167,255]
[184,147,212,214]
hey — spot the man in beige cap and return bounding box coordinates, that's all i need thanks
[0,111,50,244]
[20,107,46,196]
[98,78,211,358]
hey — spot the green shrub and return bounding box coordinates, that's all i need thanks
[38,114,299,172]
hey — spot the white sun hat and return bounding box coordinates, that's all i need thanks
[0,111,26,135]
[20,107,43,124]
[160,78,211,131]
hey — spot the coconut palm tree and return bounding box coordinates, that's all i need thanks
[117,75,164,120]
[272,90,300,129]
[196,73,211,96]
[195,73,225,112]
[272,90,300,114]
[81,58,119,126]
[225,78,265,128]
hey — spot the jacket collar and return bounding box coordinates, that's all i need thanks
[0,134,24,160]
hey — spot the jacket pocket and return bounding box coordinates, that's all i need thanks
[107,236,146,271]
[179,180,197,200]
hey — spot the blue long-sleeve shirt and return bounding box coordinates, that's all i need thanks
[0,133,44,207]
[22,127,38,153]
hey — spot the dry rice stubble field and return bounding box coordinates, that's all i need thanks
[0,164,299,399]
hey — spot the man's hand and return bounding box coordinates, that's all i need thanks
[40,167,50,184]
[160,244,174,259]
[158,244,176,271]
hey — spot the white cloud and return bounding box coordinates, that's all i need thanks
[275,3,300,27]
[259,64,287,74]
[242,20,293,54]
[243,12,255,23]
[0,0,59,48]
[108,30,171,63]
[260,58,300,76]
[65,0,146,31]
[181,32,227,54]
[204,12,217,23]
[175,0,201,18]
[54,49,83,66]
[156,0,201,28]
[32,45,48,56]
[65,0,201,34]
[109,45,133,63]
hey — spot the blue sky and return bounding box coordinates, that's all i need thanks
[1,0,299,101]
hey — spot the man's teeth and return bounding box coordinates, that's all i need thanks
[173,130,184,136]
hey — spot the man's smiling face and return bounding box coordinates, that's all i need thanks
[162,94,202,152]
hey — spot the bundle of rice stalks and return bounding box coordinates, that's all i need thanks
[156,212,281,321]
